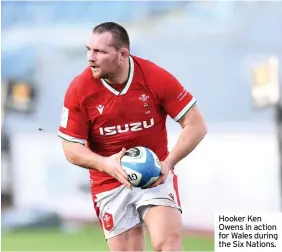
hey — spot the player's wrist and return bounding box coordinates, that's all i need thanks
[92,154,107,172]
[162,158,175,170]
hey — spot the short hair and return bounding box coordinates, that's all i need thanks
[93,22,130,50]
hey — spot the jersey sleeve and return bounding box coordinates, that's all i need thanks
[153,68,196,121]
[58,81,88,144]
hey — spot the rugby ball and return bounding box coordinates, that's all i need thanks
[121,146,161,188]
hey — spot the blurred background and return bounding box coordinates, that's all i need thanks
[1,0,282,251]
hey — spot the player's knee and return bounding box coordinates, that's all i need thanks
[152,232,182,251]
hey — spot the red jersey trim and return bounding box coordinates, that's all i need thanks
[100,56,134,96]
[58,131,86,145]
[174,97,197,121]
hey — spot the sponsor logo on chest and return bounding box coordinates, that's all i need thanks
[99,118,154,136]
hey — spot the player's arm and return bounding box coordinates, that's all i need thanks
[62,140,105,171]
[164,103,207,168]
[58,81,131,188]
[62,140,131,188]
[149,104,206,188]
[147,66,207,187]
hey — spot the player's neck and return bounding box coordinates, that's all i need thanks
[104,58,130,85]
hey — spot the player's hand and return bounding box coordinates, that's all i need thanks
[147,160,172,188]
[102,148,132,189]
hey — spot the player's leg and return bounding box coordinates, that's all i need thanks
[136,170,182,251]
[93,185,146,251]
[143,205,182,251]
[107,225,145,251]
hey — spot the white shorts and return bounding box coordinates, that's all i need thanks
[93,171,181,239]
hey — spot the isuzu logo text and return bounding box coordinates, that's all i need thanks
[99,118,154,136]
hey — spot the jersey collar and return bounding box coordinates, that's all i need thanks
[101,56,134,96]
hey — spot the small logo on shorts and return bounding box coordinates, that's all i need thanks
[103,212,114,231]
[168,193,175,201]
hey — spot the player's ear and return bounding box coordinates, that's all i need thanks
[120,48,129,61]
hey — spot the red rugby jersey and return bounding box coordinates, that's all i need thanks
[58,55,196,194]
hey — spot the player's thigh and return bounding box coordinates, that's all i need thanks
[144,206,183,250]
[94,186,145,250]
[136,171,182,250]
[107,224,145,251]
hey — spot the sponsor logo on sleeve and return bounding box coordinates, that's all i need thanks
[60,106,69,128]
[177,89,188,101]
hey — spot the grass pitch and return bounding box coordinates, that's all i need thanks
[1,226,214,251]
